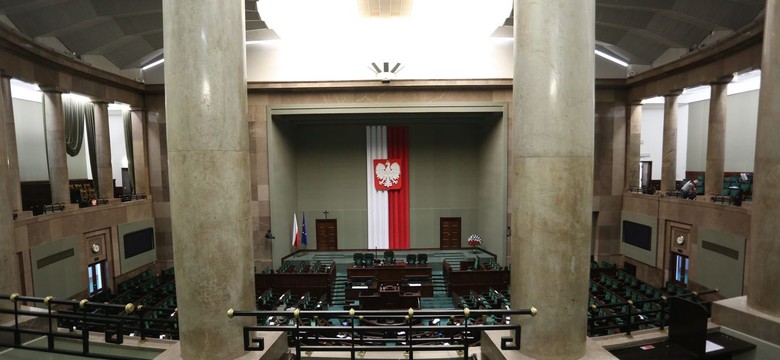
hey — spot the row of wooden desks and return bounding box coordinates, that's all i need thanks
[346,280,433,299]
[347,263,432,282]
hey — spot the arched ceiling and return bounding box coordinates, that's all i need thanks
[0,0,766,77]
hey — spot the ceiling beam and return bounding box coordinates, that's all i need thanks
[0,0,72,17]
[597,21,687,48]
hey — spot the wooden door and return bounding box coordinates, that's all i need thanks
[440,217,461,249]
[316,219,338,251]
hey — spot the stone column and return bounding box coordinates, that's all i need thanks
[0,74,20,322]
[1,74,23,214]
[704,76,733,196]
[93,101,114,199]
[41,88,70,204]
[625,102,642,190]
[130,109,150,195]
[163,0,254,359]
[747,0,780,316]
[661,91,682,193]
[510,0,593,359]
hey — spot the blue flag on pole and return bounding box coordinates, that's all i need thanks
[301,212,308,246]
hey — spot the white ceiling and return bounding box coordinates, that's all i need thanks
[0,0,766,80]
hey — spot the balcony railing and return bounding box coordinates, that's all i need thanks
[227,307,537,360]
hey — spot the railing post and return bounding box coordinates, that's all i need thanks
[349,308,356,360]
[294,308,302,360]
[45,296,54,351]
[407,308,414,360]
[463,308,470,360]
[137,305,145,340]
[11,294,21,346]
[80,300,90,354]
[625,300,633,337]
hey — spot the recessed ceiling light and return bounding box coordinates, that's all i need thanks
[595,49,628,67]
[142,58,165,71]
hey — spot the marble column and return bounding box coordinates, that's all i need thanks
[661,91,682,193]
[0,75,19,322]
[747,0,780,316]
[163,0,254,359]
[625,102,642,190]
[93,101,114,199]
[130,109,150,195]
[510,0,593,359]
[41,88,70,204]
[1,74,23,214]
[704,76,733,196]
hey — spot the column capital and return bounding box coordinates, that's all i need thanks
[38,85,67,94]
[664,89,684,97]
[129,107,146,112]
[628,100,644,106]
[710,75,734,85]
[90,98,110,105]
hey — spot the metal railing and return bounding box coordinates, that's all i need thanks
[42,202,67,214]
[587,289,719,337]
[0,293,177,360]
[227,306,537,360]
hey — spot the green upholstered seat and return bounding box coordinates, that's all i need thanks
[353,253,363,266]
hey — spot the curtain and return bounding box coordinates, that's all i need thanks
[63,96,84,157]
[123,110,135,194]
[84,103,98,196]
[387,126,410,249]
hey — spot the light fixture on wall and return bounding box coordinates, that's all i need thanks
[369,61,404,83]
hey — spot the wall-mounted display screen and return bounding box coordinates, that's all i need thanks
[124,227,155,259]
[622,221,652,251]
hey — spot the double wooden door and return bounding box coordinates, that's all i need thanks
[440,217,461,249]
[316,219,338,251]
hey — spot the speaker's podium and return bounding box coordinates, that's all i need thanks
[610,297,755,359]
[359,284,420,310]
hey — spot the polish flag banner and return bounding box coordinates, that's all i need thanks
[374,159,402,190]
[366,126,409,250]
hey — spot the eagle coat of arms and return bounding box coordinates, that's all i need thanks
[374,159,402,190]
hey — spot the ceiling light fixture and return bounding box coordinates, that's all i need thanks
[369,61,404,83]
[142,58,165,71]
[595,49,628,67]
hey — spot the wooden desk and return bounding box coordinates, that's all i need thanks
[345,282,379,301]
[609,332,755,360]
[347,264,432,283]
[254,262,336,300]
[443,261,509,296]
[359,285,420,310]
[401,282,433,297]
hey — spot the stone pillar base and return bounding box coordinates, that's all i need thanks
[481,330,618,360]
[712,296,780,345]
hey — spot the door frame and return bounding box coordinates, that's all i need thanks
[439,217,462,249]
[315,219,338,251]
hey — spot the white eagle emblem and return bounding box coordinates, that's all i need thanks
[375,160,401,188]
